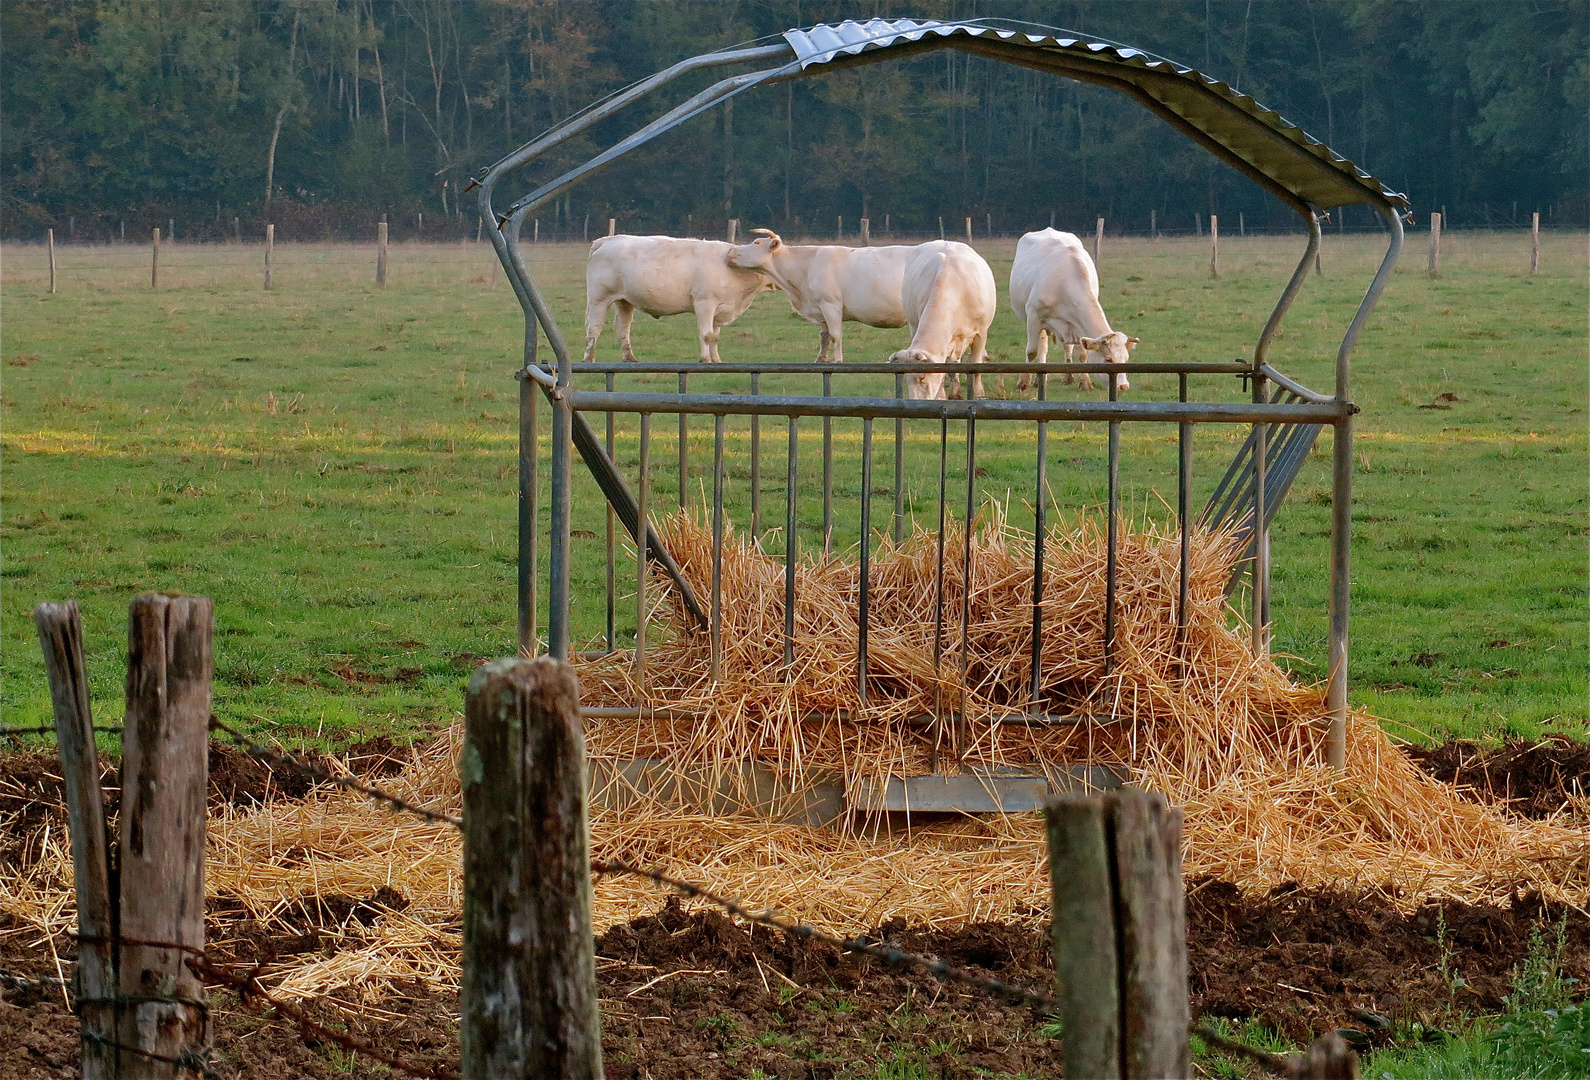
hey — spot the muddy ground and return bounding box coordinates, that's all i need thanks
[3,739,1586,1079]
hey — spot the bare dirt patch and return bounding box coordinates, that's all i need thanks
[1405,736,1589,819]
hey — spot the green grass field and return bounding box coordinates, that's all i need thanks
[2,229,1584,747]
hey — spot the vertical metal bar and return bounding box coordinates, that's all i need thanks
[605,372,616,653]
[678,372,689,509]
[518,372,538,656]
[750,372,762,539]
[932,415,949,772]
[1105,379,1120,677]
[959,408,977,761]
[894,373,905,545]
[548,390,572,660]
[1031,372,1047,711]
[822,371,834,556]
[636,415,651,676]
[784,416,798,671]
[1177,373,1192,648]
[858,418,873,705]
[711,414,725,684]
[1252,368,1269,656]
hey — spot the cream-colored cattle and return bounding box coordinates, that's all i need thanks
[1009,228,1138,392]
[888,241,997,400]
[582,235,775,363]
[727,230,911,362]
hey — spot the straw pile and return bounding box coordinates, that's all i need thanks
[3,509,1584,1003]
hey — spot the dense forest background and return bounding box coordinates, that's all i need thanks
[3,0,1585,241]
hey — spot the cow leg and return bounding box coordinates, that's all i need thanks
[694,300,721,362]
[819,304,845,363]
[816,325,833,363]
[1019,315,1048,392]
[583,295,612,363]
[1062,339,1078,386]
[967,332,988,401]
[613,300,638,363]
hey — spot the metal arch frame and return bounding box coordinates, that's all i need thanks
[476,19,1406,771]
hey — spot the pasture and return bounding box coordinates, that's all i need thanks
[1,229,1585,747]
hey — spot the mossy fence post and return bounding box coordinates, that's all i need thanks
[35,595,213,1079]
[1045,789,1189,1079]
[461,657,603,1079]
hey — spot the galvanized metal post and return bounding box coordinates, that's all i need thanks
[1177,374,1192,647]
[636,415,650,674]
[783,416,798,671]
[894,373,906,544]
[1252,363,1269,657]
[1031,370,1048,711]
[678,372,689,510]
[822,371,834,556]
[958,408,977,761]
[518,370,539,656]
[710,415,725,683]
[547,332,573,664]
[605,373,616,653]
[750,372,762,538]
[1105,379,1120,676]
[858,417,873,704]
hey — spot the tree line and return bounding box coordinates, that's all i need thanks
[3,0,1584,241]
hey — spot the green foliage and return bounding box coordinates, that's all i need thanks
[2,1,1584,236]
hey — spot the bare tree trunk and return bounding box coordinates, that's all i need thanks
[264,8,301,207]
[375,44,389,141]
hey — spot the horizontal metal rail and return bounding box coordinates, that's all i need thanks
[566,360,1254,376]
[564,390,1351,424]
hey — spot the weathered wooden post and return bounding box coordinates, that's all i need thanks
[1046,789,1189,1079]
[1209,215,1219,278]
[461,657,603,1080]
[727,218,737,243]
[376,219,388,287]
[119,594,213,1078]
[34,601,116,1080]
[47,228,57,294]
[964,216,972,244]
[264,223,275,290]
[1530,212,1540,275]
[608,217,617,237]
[1427,212,1441,277]
[860,217,870,246]
[1095,216,1105,264]
[151,227,160,289]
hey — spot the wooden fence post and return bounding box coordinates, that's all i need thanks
[120,593,213,1078]
[1046,789,1189,1079]
[1530,212,1540,275]
[232,216,241,243]
[1095,216,1105,265]
[608,217,617,237]
[727,218,737,243]
[1239,211,1245,236]
[1209,215,1219,278]
[35,602,116,1080]
[461,657,602,1080]
[1150,209,1156,239]
[1427,212,1441,277]
[964,216,972,244]
[938,216,945,240]
[376,220,388,287]
[264,223,274,290]
[47,228,57,294]
[151,227,160,289]
[860,217,870,246]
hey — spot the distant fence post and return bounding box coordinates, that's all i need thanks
[964,216,972,244]
[117,593,212,1078]
[1195,212,1202,237]
[1530,212,1539,275]
[938,216,945,240]
[1150,209,1157,239]
[534,219,540,243]
[1238,212,1245,237]
[232,216,241,244]
[47,228,57,294]
[860,217,870,246]
[264,223,274,290]
[1427,212,1441,277]
[837,215,843,240]
[986,212,992,237]
[151,227,160,289]
[1209,215,1219,278]
[376,219,388,287]
[1095,216,1104,265]
[1046,789,1189,1079]
[609,218,617,237]
[34,601,116,1080]
[462,657,603,1079]
[883,213,890,236]
[727,218,737,243]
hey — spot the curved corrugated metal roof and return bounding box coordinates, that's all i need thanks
[783,19,1407,216]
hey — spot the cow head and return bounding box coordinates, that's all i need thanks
[727,228,782,270]
[890,347,947,400]
[1079,331,1139,393]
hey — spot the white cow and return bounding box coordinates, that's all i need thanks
[582,235,776,363]
[1008,228,1138,393]
[726,230,911,362]
[888,240,997,400]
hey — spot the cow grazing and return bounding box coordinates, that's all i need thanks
[888,241,997,400]
[582,235,776,363]
[1008,228,1138,393]
[727,230,912,362]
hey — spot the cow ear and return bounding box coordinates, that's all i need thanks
[1126,336,1141,347]
[1079,337,1102,352]
[751,228,781,248]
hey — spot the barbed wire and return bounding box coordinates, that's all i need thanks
[206,716,462,828]
[190,956,459,1080]
[591,858,1059,1011]
[0,968,69,993]
[0,723,124,739]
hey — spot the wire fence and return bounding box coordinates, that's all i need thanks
[7,709,1315,1078]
